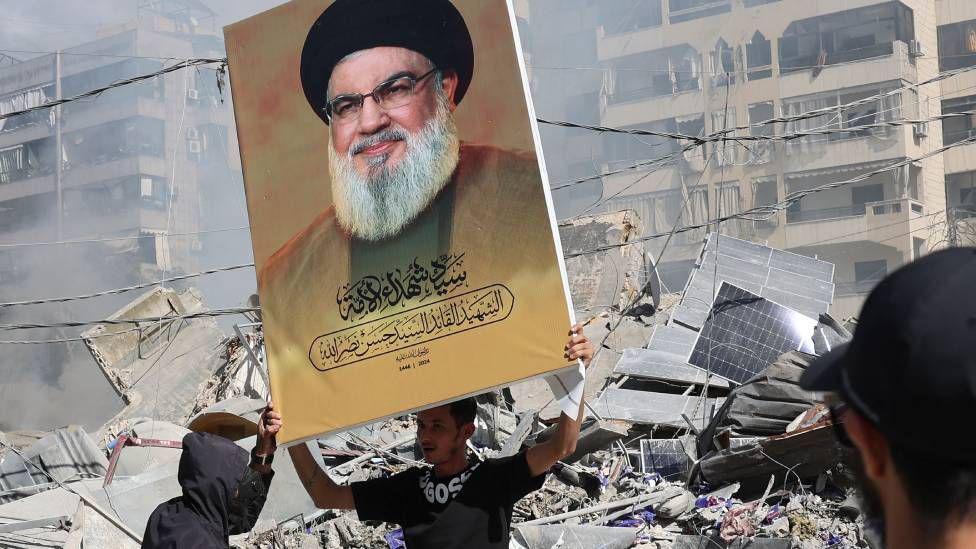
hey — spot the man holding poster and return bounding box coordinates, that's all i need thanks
[225,0,579,443]
[281,326,593,549]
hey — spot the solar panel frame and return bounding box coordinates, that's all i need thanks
[687,282,817,385]
[640,438,692,481]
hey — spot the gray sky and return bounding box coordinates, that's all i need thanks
[0,0,289,54]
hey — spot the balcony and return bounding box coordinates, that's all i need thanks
[778,41,916,100]
[0,155,166,203]
[602,86,702,127]
[782,131,904,175]
[787,204,866,224]
[784,198,923,248]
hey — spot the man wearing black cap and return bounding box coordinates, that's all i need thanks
[799,247,976,549]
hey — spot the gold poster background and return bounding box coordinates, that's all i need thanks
[226,0,572,443]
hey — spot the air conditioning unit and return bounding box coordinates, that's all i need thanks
[185,127,199,140]
[913,121,928,139]
[187,88,199,100]
[908,40,925,58]
[188,140,202,154]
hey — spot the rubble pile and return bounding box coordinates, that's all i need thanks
[0,223,878,548]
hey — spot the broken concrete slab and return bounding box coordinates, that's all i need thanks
[528,417,630,465]
[511,524,636,549]
[673,534,791,548]
[0,426,106,496]
[592,388,725,428]
[83,287,231,426]
[698,423,849,491]
[614,347,730,388]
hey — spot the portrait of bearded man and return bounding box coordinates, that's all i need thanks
[233,0,573,439]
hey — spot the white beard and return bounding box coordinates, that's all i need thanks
[328,94,460,241]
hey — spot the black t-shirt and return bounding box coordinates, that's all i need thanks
[351,451,545,548]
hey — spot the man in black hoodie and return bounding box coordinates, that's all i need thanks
[141,405,281,548]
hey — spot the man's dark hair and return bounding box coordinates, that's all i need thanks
[890,443,976,535]
[449,397,477,429]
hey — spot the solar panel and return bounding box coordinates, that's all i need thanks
[639,438,692,481]
[688,282,817,384]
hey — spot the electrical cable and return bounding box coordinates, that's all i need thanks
[0,263,254,308]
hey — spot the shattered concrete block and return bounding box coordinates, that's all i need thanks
[512,524,636,549]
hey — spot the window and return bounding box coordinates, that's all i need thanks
[779,2,914,74]
[141,176,169,209]
[668,0,731,24]
[752,176,779,229]
[748,102,774,164]
[676,114,706,171]
[609,45,700,103]
[715,182,747,236]
[912,237,925,260]
[604,189,681,235]
[961,187,976,219]
[684,185,709,241]
[941,95,976,145]
[599,0,663,35]
[782,84,902,151]
[753,177,778,208]
[938,19,976,71]
[603,118,680,171]
[945,171,976,220]
[711,39,739,87]
[852,183,885,209]
[854,260,887,283]
[711,108,742,166]
[746,32,773,80]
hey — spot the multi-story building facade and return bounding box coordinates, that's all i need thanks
[0,0,242,295]
[937,0,976,247]
[528,0,970,318]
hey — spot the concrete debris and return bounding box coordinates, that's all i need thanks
[0,235,881,548]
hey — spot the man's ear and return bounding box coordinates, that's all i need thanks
[845,409,892,482]
[459,421,475,442]
[440,70,460,112]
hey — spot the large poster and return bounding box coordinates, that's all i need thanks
[226,0,573,443]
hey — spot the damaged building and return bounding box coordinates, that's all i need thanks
[0,224,882,548]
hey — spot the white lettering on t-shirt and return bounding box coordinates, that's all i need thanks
[418,463,482,505]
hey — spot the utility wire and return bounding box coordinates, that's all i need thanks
[0,263,254,308]
[540,108,976,145]
[0,307,259,332]
[0,226,249,249]
[546,62,976,189]
[562,132,976,258]
[0,57,226,122]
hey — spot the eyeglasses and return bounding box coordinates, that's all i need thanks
[325,68,438,123]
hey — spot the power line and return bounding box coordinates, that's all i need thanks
[546,62,976,190]
[0,263,254,308]
[0,307,259,332]
[0,48,188,62]
[540,108,976,145]
[562,132,976,258]
[0,226,249,249]
[0,57,226,122]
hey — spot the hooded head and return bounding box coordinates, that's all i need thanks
[177,432,251,539]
